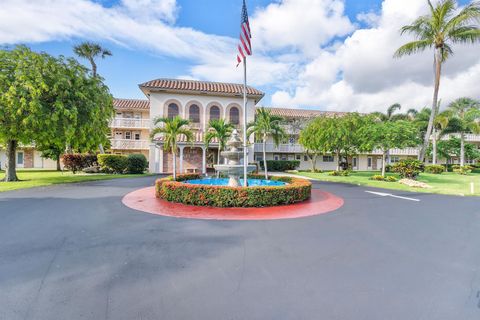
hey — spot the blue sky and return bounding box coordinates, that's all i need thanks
[2,0,478,112]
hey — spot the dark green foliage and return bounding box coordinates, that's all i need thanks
[62,154,98,174]
[126,154,148,174]
[452,165,474,175]
[392,159,424,179]
[259,160,300,171]
[98,154,128,174]
[156,174,312,208]
[425,165,444,174]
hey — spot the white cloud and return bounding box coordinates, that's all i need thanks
[1,0,479,112]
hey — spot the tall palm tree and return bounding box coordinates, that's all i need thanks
[73,42,112,77]
[204,119,234,165]
[395,0,480,162]
[414,106,450,164]
[248,107,286,179]
[443,97,480,166]
[371,103,402,122]
[150,116,193,180]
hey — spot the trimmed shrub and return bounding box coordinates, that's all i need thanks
[370,175,385,181]
[453,165,474,175]
[98,154,128,174]
[425,165,444,174]
[328,170,350,176]
[259,160,300,172]
[126,154,148,174]
[155,174,312,208]
[63,154,98,174]
[392,159,424,179]
[386,176,398,182]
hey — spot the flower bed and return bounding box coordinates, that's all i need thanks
[155,174,312,208]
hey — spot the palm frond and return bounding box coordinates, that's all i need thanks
[394,39,433,58]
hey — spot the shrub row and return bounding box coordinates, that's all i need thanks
[392,159,424,179]
[63,154,98,174]
[97,154,148,174]
[155,174,312,208]
[259,160,300,172]
[452,165,474,175]
[370,175,398,182]
[328,170,350,177]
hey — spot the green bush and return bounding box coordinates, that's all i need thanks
[425,164,444,174]
[392,159,424,179]
[370,175,385,181]
[98,154,128,174]
[259,160,300,172]
[156,175,312,207]
[453,165,474,175]
[62,154,98,174]
[126,154,148,174]
[328,170,350,176]
[386,176,398,182]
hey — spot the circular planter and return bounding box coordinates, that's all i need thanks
[155,174,312,208]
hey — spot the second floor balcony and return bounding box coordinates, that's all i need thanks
[110,139,150,150]
[110,118,151,129]
[254,143,305,153]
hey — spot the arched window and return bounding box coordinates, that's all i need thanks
[209,105,220,121]
[229,107,240,125]
[189,104,200,123]
[167,103,179,119]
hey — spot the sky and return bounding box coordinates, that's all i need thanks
[0,0,478,113]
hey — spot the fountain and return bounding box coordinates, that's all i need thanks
[214,129,257,187]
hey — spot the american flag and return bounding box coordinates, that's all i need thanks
[237,0,251,66]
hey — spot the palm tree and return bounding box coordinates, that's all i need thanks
[443,97,480,166]
[414,106,450,164]
[204,119,234,165]
[371,103,402,122]
[248,107,286,179]
[73,42,112,77]
[150,116,193,180]
[395,0,480,162]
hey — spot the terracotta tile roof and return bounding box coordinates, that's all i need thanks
[139,78,264,97]
[114,98,149,110]
[261,107,347,119]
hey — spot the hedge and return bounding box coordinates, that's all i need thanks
[259,160,300,171]
[126,154,148,174]
[425,164,444,174]
[63,154,98,174]
[392,159,424,179]
[155,174,312,208]
[98,154,128,173]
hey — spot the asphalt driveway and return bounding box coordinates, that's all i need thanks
[0,176,479,320]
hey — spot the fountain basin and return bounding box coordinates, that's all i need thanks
[185,178,287,187]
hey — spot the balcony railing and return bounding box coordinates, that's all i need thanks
[110,139,150,150]
[110,118,150,129]
[441,133,480,142]
[370,148,419,156]
[254,143,304,153]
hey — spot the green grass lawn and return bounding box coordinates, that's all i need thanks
[296,171,480,196]
[0,170,152,192]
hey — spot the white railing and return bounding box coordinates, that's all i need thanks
[110,139,150,150]
[370,148,419,156]
[254,143,304,153]
[110,118,150,129]
[441,133,480,142]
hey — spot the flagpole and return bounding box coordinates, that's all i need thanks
[243,57,248,187]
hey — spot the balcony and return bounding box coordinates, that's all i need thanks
[442,133,480,142]
[110,118,150,129]
[254,143,304,153]
[370,148,419,156]
[110,139,150,150]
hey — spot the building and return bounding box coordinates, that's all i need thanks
[1,78,479,171]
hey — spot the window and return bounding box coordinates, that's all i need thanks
[17,152,24,165]
[125,131,132,140]
[229,107,240,125]
[274,154,280,161]
[115,132,123,139]
[367,157,372,168]
[189,104,200,123]
[209,106,220,121]
[281,154,287,161]
[390,156,400,164]
[304,155,308,162]
[134,113,141,119]
[123,112,133,119]
[167,103,179,119]
[353,157,357,168]
[323,155,334,162]
[255,154,263,162]
[296,154,301,161]
[134,132,141,140]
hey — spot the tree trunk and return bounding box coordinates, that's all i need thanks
[432,128,437,165]
[310,154,317,173]
[217,146,221,165]
[419,47,442,162]
[3,140,19,182]
[336,151,340,171]
[56,156,61,171]
[90,58,97,77]
[460,133,465,167]
[172,150,177,181]
[99,144,105,154]
[381,151,387,177]
[263,137,268,180]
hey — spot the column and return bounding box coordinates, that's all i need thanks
[159,147,164,174]
[179,145,185,174]
[149,143,156,173]
[154,145,160,173]
[202,146,207,175]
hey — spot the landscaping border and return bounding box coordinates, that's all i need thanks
[155,174,312,207]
